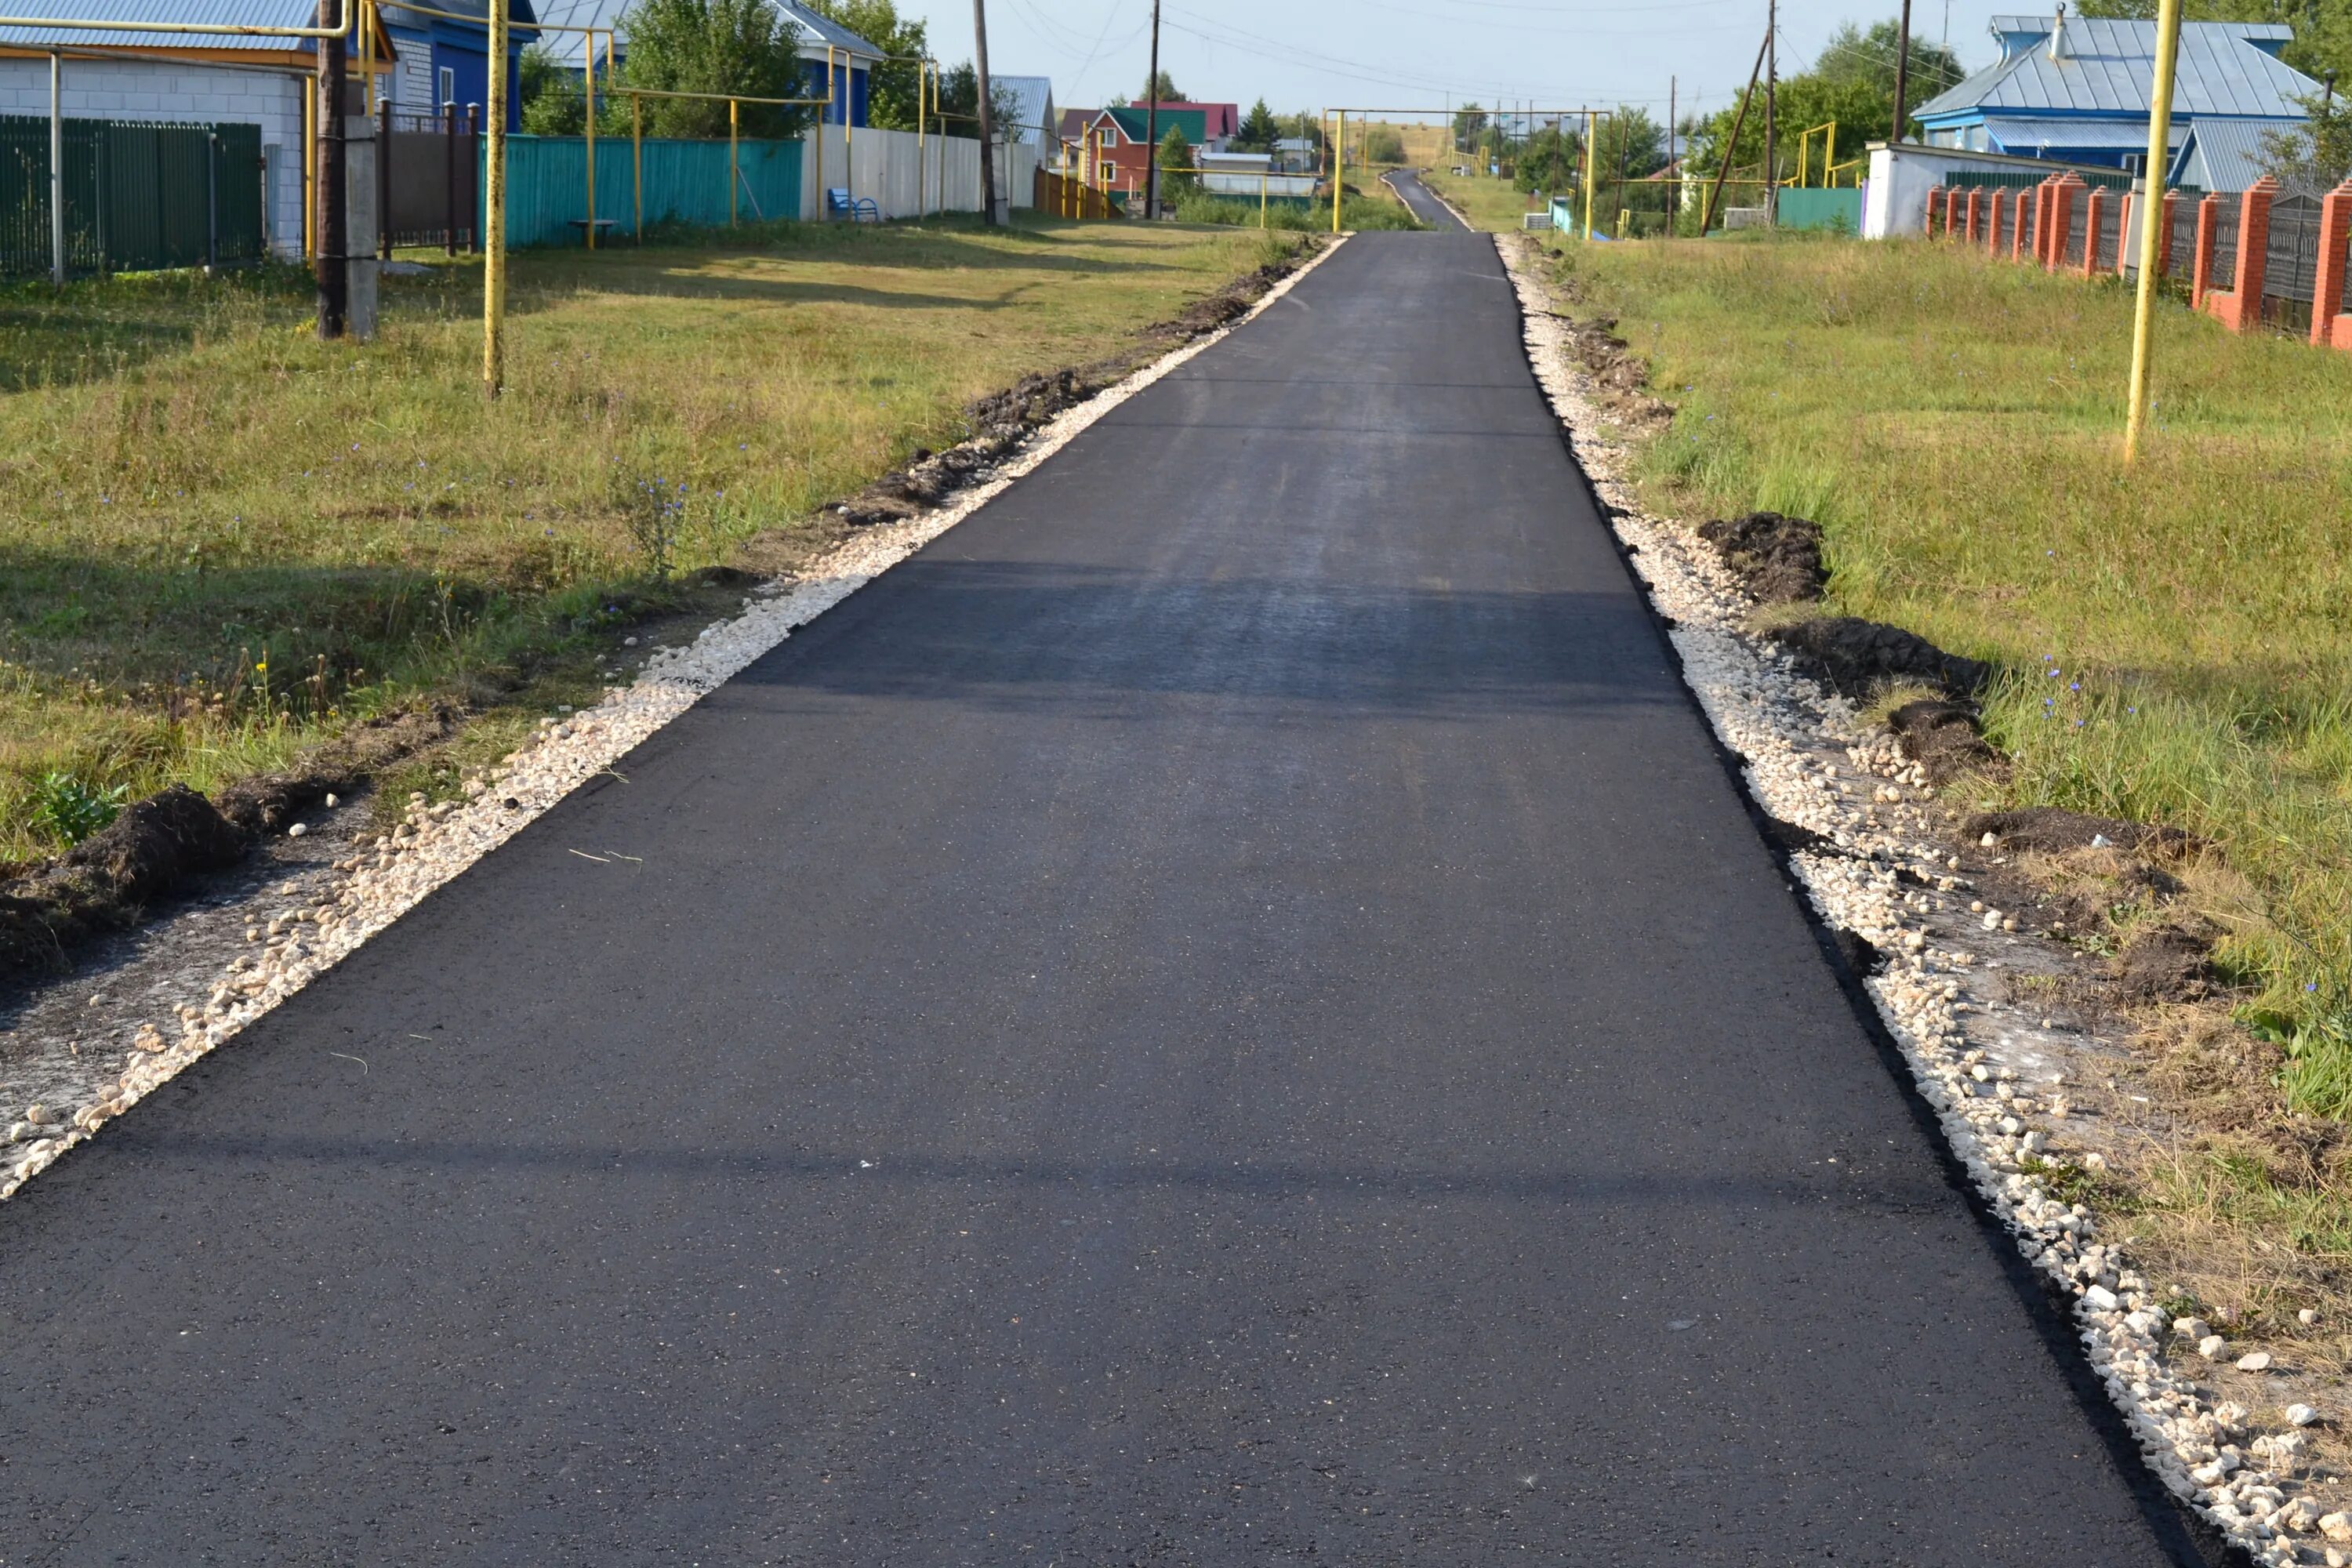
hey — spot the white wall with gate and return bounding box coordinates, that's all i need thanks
[797,125,1038,220]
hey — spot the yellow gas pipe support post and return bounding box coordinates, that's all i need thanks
[1330,110,1343,234]
[1261,169,1268,229]
[1581,109,1597,240]
[302,73,315,259]
[583,28,596,246]
[632,93,643,240]
[729,96,739,226]
[484,0,506,397]
[2125,0,2185,463]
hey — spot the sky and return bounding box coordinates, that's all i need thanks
[901,0,2028,125]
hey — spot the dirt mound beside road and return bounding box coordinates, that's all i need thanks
[1696,512,1826,605]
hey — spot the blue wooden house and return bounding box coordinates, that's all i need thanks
[379,0,538,128]
[1914,12,2314,172]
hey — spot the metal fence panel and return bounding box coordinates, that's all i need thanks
[2212,205,2239,284]
[2065,198,2087,265]
[495,132,804,247]
[2093,199,2121,271]
[2169,200,2199,275]
[0,113,261,278]
[2266,194,2321,306]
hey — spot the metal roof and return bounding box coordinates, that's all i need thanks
[530,0,877,68]
[1980,115,2189,152]
[994,74,1052,142]
[0,0,327,53]
[2175,115,2305,191]
[1918,17,2318,121]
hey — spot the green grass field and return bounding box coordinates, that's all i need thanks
[1550,230,2352,1068]
[0,215,1293,864]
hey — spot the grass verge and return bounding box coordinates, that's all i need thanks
[0,214,1298,869]
[1541,227,2352,1381]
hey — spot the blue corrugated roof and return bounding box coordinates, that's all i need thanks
[531,0,875,70]
[2175,115,2305,191]
[0,0,324,52]
[1918,17,2318,122]
[1981,116,2189,152]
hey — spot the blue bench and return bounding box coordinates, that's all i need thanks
[826,187,880,223]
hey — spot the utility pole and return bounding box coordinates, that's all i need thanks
[316,0,347,339]
[973,0,999,224]
[1142,0,1162,218]
[1703,24,1769,235]
[1893,0,1914,143]
[1764,0,1777,225]
[1668,76,1677,234]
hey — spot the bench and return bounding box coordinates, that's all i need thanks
[567,217,619,244]
[826,187,881,223]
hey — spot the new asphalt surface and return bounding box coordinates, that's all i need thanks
[0,234,2211,1565]
[1386,168,1466,229]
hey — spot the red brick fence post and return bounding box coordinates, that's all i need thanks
[2191,192,2218,307]
[2310,179,2352,350]
[2201,176,2276,332]
[2157,191,2180,277]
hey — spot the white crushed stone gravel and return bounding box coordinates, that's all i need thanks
[0,234,1348,1200]
[1496,230,2310,1563]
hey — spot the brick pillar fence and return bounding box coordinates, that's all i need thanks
[2157,191,2180,277]
[1987,187,2007,256]
[2310,180,2352,349]
[2202,176,2277,332]
[1925,186,1944,236]
[2082,187,2106,278]
[2046,175,2083,270]
[2013,187,2034,261]
[2116,192,2133,278]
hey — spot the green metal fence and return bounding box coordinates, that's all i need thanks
[493,133,804,247]
[1948,165,2132,193]
[0,114,263,278]
[1777,187,1864,232]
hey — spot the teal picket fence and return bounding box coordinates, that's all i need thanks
[492,133,803,247]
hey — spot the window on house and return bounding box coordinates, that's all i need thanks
[438,65,455,107]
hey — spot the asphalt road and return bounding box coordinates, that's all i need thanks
[1387,168,1466,229]
[0,234,2208,1565]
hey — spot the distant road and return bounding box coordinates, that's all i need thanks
[1387,167,1467,229]
[0,230,2210,1564]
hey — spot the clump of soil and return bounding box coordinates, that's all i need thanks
[1964,806,2205,860]
[0,707,458,991]
[2114,921,2222,1004]
[1766,616,1991,700]
[1888,698,2000,783]
[1695,512,1825,604]
[1555,312,1675,427]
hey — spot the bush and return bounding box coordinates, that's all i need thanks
[1172,192,1424,233]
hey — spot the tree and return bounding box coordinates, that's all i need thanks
[1156,124,1199,198]
[1812,17,1962,103]
[1512,124,1582,194]
[2261,86,2352,193]
[806,0,928,130]
[521,42,588,134]
[1453,101,1487,153]
[1234,98,1279,152]
[934,61,1019,135]
[619,0,809,138]
[1142,67,1182,102]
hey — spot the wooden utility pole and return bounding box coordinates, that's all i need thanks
[1142,0,1162,218]
[973,0,998,224]
[1764,0,1777,224]
[484,0,506,394]
[316,0,347,339]
[1702,25,1769,234]
[1893,0,1915,143]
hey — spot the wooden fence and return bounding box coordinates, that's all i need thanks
[1923,172,2352,350]
[1033,167,1121,220]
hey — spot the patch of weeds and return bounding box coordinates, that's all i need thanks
[2243,1007,2352,1120]
[615,471,691,582]
[27,770,128,846]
